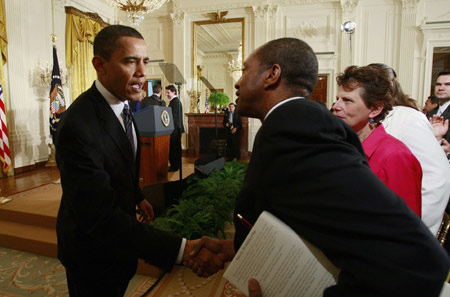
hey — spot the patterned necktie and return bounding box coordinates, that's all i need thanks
[122,104,135,154]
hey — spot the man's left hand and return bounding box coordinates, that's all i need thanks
[138,199,154,224]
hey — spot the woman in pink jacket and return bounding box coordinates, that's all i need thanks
[332,65,422,217]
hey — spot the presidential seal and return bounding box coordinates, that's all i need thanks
[161,110,170,127]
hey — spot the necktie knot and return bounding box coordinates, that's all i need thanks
[123,103,131,116]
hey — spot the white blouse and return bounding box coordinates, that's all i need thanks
[383,106,450,235]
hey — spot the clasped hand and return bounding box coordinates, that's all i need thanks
[183,236,235,277]
[429,115,449,140]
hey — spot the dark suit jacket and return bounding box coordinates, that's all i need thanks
[168,96,185,134]
[223,111,242,133]
[234,99,449,297]
[55,83,181,280]
[141,94,166,109]
[428,104,450,141]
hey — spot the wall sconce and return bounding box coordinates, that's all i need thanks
[38,61,69,86]
[341,21,356,35]
[341,21,356,57]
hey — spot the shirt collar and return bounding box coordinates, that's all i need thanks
[362,124,387,159]
[264,97,304,120]
[95,80,126,118]
[439,101,450,115]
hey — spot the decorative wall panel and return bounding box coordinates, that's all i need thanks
[281,4,337,53]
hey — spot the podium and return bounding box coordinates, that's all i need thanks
[134,106,174,188]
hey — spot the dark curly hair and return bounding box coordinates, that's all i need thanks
[93,25,143,60]
[336,65,393,124]
[255,38,318,98]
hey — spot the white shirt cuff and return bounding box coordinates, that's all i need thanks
[176,238,186,264]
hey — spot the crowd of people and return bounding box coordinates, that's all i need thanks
[55,24,450,297]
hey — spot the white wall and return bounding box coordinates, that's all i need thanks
[4,0,114,169]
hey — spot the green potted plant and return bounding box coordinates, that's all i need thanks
[152,160,247,239]
[208,91,230,111]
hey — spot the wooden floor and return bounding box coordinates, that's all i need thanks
[0,166,60,197]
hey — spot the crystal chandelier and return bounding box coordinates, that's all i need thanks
[106,0,169,27]
[228,44,243,81]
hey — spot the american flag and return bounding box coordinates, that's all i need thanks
[50,101,57,114]
[0,83,11,173]
[49,45,66,144]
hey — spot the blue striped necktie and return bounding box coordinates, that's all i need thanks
[122,104,135,154]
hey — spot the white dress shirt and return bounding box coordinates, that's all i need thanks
[437,101,450,116]
[95,80,138,157]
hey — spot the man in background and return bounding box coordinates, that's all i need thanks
[423,95,438,115]
[141,83,165,108]
[166,85,184,172]
[223,102,242,160]
[428,71,450,141]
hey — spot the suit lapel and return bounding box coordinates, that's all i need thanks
[132,113,142,176]
[89,86,136,177]
[442,104,450,120]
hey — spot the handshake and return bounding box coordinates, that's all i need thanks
[182,236,235,277]
[182,236,263,297]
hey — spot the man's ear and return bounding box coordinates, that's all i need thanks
[369,102,384,119]
[92,56,106,75]
[263,64,281,89]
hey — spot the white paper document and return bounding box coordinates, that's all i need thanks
[224,211,340,297]
[440,282,450,297]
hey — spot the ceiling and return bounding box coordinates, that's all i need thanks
[196,22,242,54]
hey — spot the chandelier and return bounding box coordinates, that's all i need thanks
[106,0,169,26]
[228,44,243,81]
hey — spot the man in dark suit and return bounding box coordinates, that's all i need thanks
[141,83,165,109]
[427,71,450,141]
[424,95,438,115]
[55,25,225,297]
[223,103,242,160]
[192,38,449,296]
[166,85,184,172]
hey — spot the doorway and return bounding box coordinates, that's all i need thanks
[431,47,450,94]
[144,79,162,98]
[310,75,328,106]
